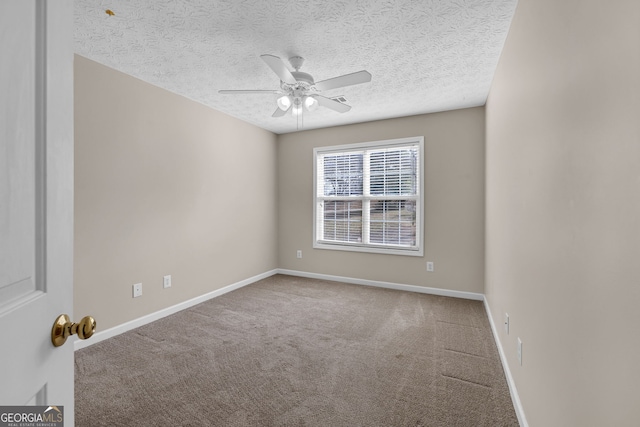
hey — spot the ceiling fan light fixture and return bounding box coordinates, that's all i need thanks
[219,55,371,124]
[292,97,303,116]
[304,96,318,112]
[277,95,292,111]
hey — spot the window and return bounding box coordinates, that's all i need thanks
[314,136,424,256]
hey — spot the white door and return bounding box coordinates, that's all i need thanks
[0,0,75,423]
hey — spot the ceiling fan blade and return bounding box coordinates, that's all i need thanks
[272,106,291,117]
[260,54,297,85]
[218,89,281,94]
[315,70,372,92]
[314,95,352,113]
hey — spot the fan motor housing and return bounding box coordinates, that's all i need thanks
[291,71,314,85]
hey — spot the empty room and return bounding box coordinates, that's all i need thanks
[1,0,638,426]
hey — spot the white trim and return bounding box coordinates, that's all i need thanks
[74,267,525,424]
[279,270,527,422]
[277,269,484,301]
[312,241,424,257]
[75,268,482,352]
[74,269,278,351]
[483,297,528,427]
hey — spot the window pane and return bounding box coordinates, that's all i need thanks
[369,200,416,246]
[322,200,362,243]
[370,148,418,196]
[314,138,422,255]
[323,153,363,196]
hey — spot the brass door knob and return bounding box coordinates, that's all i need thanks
[51,314,97,347]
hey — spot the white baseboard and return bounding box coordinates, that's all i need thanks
[277,269,484,301]
[483,297,528,427]
[74,269,278,351]
[74,268,526,426]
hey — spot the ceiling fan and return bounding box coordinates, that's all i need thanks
[219,54,372,118]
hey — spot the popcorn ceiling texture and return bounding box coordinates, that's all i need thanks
[74,0,517,134]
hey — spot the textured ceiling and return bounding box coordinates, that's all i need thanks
[74,0,517,134]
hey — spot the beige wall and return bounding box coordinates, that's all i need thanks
[278,109,485,294]
[74,55,278,331]
[74,1,640,421]
[485,0,640,425]
[74,56,486,331]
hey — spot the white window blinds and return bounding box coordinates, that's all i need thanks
[314,137,424,256]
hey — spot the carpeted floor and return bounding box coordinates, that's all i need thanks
[75,274,518,426]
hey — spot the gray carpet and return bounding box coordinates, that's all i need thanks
[75,274,518,426]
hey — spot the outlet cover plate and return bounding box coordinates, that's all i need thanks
[133,283,142,298]
[163,275,172,288]
[504,313,509,334]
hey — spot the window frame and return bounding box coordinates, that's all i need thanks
[313,136,424,257]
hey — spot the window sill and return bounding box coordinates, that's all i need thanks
[313,241,424,257]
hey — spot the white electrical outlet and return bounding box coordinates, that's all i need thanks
[426,261,434,272]
[163,275,172,289]
[296,250,302,259]
[517,337,523,365]
[504,313,510,335]
[133,283,142,298]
